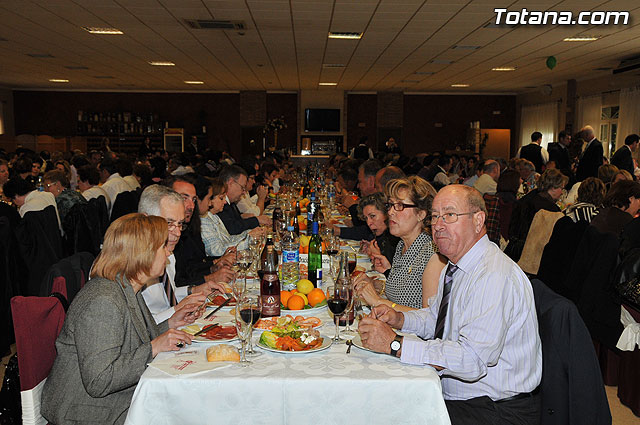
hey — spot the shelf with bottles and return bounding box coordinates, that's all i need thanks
[85,135,163,155]
[76,110,164,137]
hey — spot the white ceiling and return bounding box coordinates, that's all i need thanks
[1,0,639,93]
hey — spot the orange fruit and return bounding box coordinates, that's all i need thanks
[308,288,326,307]
[287,295,305,310]
[280,290,292,307]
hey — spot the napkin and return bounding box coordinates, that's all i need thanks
[616,306,640,351]
[148,350,232,377]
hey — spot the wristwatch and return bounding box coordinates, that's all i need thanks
[187,285,195,295]
[390,334,403,357]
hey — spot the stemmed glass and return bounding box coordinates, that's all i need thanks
[248,235,263,279]
[235,250,252,295]
[342,252,358,337]
[327,284,349,344]
[231,277,246,303]
[235,294,261,366]
[326,236,341,283]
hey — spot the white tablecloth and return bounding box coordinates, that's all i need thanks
[125,308,450,425]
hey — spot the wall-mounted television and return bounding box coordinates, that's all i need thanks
[304,108,340,132]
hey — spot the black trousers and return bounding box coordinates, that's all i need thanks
[445,393,541,425]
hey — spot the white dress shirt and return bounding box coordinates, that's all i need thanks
[141,255,188,324]
[236,192,260,217]
[82,186,112,211]
[101,173,131,215]
[433,167,450,187]
[19,190,62,232]
[400,235,542,401]
[123,175,140,191]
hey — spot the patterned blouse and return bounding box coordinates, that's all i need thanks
[385,231,435,309]
[200,211,250,257]
[56,188,87,224]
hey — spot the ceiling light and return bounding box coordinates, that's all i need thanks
[319,82,337,86]
[184,80,204,84]
[451,84,470,88]
[49,79,69,83]
[149,61,175,66]
[328,32,362,40]
[563,36,599,42]
[82,27,123,35]
[492,66,516,71]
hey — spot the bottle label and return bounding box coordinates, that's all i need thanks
[282,250,299,263]
[315,269,322,287]
[262,294,281,317]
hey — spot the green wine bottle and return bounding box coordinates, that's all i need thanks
[308,221,322,288]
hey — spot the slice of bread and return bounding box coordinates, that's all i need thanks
[206,344,240,362]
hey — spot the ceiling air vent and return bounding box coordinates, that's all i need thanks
[185,20,246,30]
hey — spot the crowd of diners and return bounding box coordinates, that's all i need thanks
[1,123,638,424]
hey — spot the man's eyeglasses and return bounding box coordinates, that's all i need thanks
[430,212,476,225]
[230,179,248,192]
[167,220,187,232]
[385,202,418,212]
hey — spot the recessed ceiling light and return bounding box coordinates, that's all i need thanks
[452,45,480,50]
[451,84,470,88]
[323,63,346,68]
[184,80,204,84]
[49,79,69,83]
[563,36,599,42]
[431,59,453,64]
[319,82,337,86]
[328,32,362,40]
[149,61,175,66]
[65,65,89,70]
[82,27,123,35]
[492,66,517,71]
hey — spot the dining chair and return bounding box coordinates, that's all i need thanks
[617,303,640,416]
[10,295,67,425]
[109,190,139,224]
[40,252,94,303]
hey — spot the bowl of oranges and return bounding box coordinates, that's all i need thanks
[280,279,327,314]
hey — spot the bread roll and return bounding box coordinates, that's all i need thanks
[206,344,240,362]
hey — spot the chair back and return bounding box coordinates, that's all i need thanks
[87,194,109,243]
[517,209,563,275]
[0,216,27,355]
[62,203,102,256]
[531,279,612,425]
[40,252,94,302]
[109,190,139,223]
[15,206,63,296]
[10,295,66,424]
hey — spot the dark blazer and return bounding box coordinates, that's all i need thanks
[173,230,215,287]
[520,142,544,173]
[531,279,612,425]
[590,206,633,238]
[217,202,259,235]
[547,142,572,178]
[576,138,604,182]
[42,276,168,425]
[611,145,634,176]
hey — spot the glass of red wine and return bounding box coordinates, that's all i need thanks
[348,252,357,274]
[327,284,349,344]
[236,294,262,365]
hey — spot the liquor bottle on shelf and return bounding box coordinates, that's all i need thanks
[308,221,322,288]
[260,238,280,318]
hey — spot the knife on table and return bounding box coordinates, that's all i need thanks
[204,297,232,319]
[193,323,220,337]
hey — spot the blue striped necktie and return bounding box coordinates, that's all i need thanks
[434,263,458,339]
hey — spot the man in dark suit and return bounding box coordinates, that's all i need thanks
[217,165,271,235]
[517,131,549,173]
[611,134,639,178]
[547,130,573,179]
[576,125,604,182]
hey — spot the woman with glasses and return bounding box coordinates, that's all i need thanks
[354,176,447,310]
[201,177,264,257]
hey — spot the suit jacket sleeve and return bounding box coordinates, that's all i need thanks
[217,203,259,235]
[74,292,152,397]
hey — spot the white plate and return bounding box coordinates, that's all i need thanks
[280,303,328,315]
[351,334,376,353]
[183,324,239,343]
[253,316,323,333]
[257,335,332,354]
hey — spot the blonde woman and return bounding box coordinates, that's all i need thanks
[42,214,200,425]
[354,176,447,311]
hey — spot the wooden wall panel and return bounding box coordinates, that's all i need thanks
[346,93,377,151]
[266,93,297,151]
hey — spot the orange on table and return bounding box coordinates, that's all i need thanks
[308,288,325,307]
[280,290,292,307]
[287,294,305,310]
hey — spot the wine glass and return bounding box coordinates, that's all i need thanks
[348,252,357,274]
[231,277,246,303]
[327,284,348,344]
[235,250,252,293]
[326,236,341,283]
[248,235,262,279]
[342,252,358,337]
[238,294,262,359]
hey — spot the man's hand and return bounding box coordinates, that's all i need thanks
[357,315,397,354]
[213,247,236,269]
[193,280,228,296]
[371,304,405,329]
[205,265,236,283]
[257,215,272,226]
[256,184,268,201]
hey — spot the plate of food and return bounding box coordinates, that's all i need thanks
[182,324,238,343]
[206,295,237,310]
[257,321,331,353]
[280,303,328,315]
[254,315,322,332]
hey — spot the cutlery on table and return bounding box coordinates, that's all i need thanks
[346,339,353,354]
[204,297,231,319]
[193,323,220,337]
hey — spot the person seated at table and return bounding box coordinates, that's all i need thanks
[165,174,236,289]
[614,169,633,184]
[353,176,445,310]
[201,177,264,257]
[78,164,112,211]
[505,168,568,262]
[563,177,605,223]
[139,185,228,324]
[237,163,268,217]
[357,193,400,266]
[358,185,542,425]
[590,179,640,237]
[3,176,62,231]
[217,165,271,235]
[335,160,382,240]
[41,213,201,425]
[43,169,87,224]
